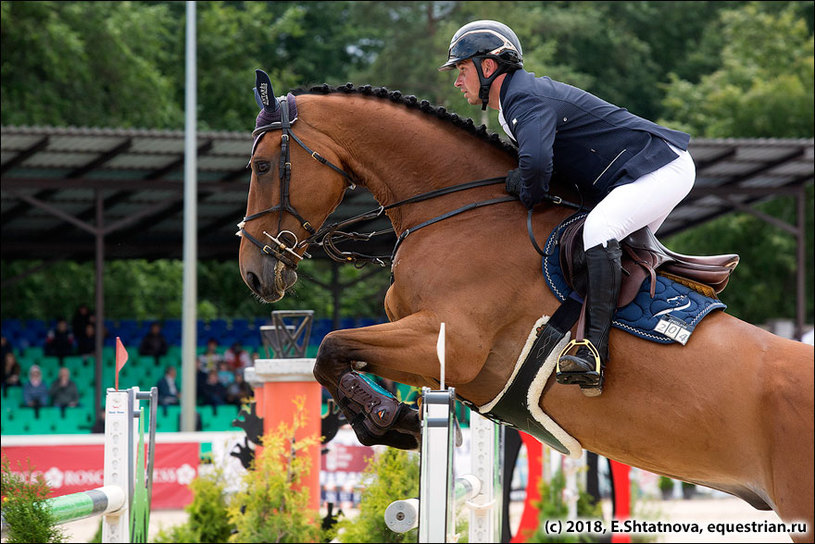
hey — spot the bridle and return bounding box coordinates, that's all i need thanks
[237,96,359,268]
[238,94,581,269]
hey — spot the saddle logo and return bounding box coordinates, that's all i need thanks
[654,295,691,316]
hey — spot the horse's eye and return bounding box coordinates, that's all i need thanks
[254,161,271,175]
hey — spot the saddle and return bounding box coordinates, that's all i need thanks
[559,217,739,307]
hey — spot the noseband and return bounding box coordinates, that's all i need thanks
[237,96,359,268]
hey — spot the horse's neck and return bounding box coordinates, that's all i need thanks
[302,94,516,232]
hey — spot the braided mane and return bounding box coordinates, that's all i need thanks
[291,83,518,158]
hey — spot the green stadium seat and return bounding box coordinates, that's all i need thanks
[16,355,38,372]
[35,406,62,423]
[63,409,92,433]
[38,356,61,373]
[61,355,85,368]
[215,404,239,430]
[3,387,24,408]
[24,346,44,361]
[1,416,30,435]
[156,405,181,432]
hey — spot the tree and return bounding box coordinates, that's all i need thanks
[0,1,182,129]
[660,2,814,138]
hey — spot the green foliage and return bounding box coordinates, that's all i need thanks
[152,468,235,544]
[0,456,66,544]
[227,397,322,543]
[661,2,814,138]
[526,468,602,543]
[335,448,420,543]
[0,1,182,129]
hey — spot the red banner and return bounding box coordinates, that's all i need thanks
[2,442,199,509]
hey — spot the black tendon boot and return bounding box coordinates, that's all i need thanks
[557,239,622,396]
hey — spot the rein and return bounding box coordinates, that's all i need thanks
[239,95,581,269]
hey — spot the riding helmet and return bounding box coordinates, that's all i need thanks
[438,20,523,72]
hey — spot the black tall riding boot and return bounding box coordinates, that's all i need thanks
[557,239,622,396]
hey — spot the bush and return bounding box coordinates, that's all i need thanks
[525,468,602,543]
[153,396,324,543]
[1,456,66,544]
[335,447,420,543]
[152,468,234,543]
[226,396,322,543]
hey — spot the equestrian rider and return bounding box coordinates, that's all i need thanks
[440,20,696,396]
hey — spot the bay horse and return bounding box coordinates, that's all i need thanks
[237,78,814,541]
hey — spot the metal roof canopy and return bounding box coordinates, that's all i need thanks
[2,125,813,333]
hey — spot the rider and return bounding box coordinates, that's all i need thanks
[440,20,696,396]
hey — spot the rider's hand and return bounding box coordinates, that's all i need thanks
[505,169,523,198]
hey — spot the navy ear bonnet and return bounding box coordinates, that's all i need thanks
[251,69,298,155]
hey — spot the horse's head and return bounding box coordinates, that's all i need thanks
[238,70,355,302]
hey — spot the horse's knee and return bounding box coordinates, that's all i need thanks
[313,332,351,387]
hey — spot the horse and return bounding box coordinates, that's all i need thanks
[237,77,814,542]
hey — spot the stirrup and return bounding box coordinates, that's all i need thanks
[556,339,604,396]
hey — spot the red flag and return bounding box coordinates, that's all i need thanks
[115,337,129,391]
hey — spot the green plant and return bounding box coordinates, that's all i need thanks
[227,396,322,543]
[1,456,66,544]
[152,468,234,543]
[525,468,602,543]
[335,447,420,543]
[681,481,697,499]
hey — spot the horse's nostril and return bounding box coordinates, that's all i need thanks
[247,271,262,293]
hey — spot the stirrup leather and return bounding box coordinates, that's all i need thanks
[556,339,602,375]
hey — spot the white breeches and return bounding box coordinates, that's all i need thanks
[582,144,696,249]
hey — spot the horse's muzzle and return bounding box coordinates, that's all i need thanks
[244,257,298,303]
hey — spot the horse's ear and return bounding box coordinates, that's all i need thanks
[253,69,279,112]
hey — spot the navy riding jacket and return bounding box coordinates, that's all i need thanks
[499,70,691,208]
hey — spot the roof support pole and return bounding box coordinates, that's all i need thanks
[796,187,806,340]
[180,0,198,432]
[94,189,105,421]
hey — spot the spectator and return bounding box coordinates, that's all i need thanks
[23,365,49,407]
[199,369,227,406]
[72,303,92,339]
[225,370,253,406]
[198,338,224,374]
[224,341,252,371]
[76,323,97,357]
[139,322,168,362]
[156,365,180,405]
[49,366,79,408]
[217,361,235,387]
[1,335,12,361]
[44,318,75,361]
[3,351,22,392]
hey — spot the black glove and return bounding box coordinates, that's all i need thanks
[505,169,523,198]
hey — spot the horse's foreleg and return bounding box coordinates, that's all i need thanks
[313,311,469,450]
